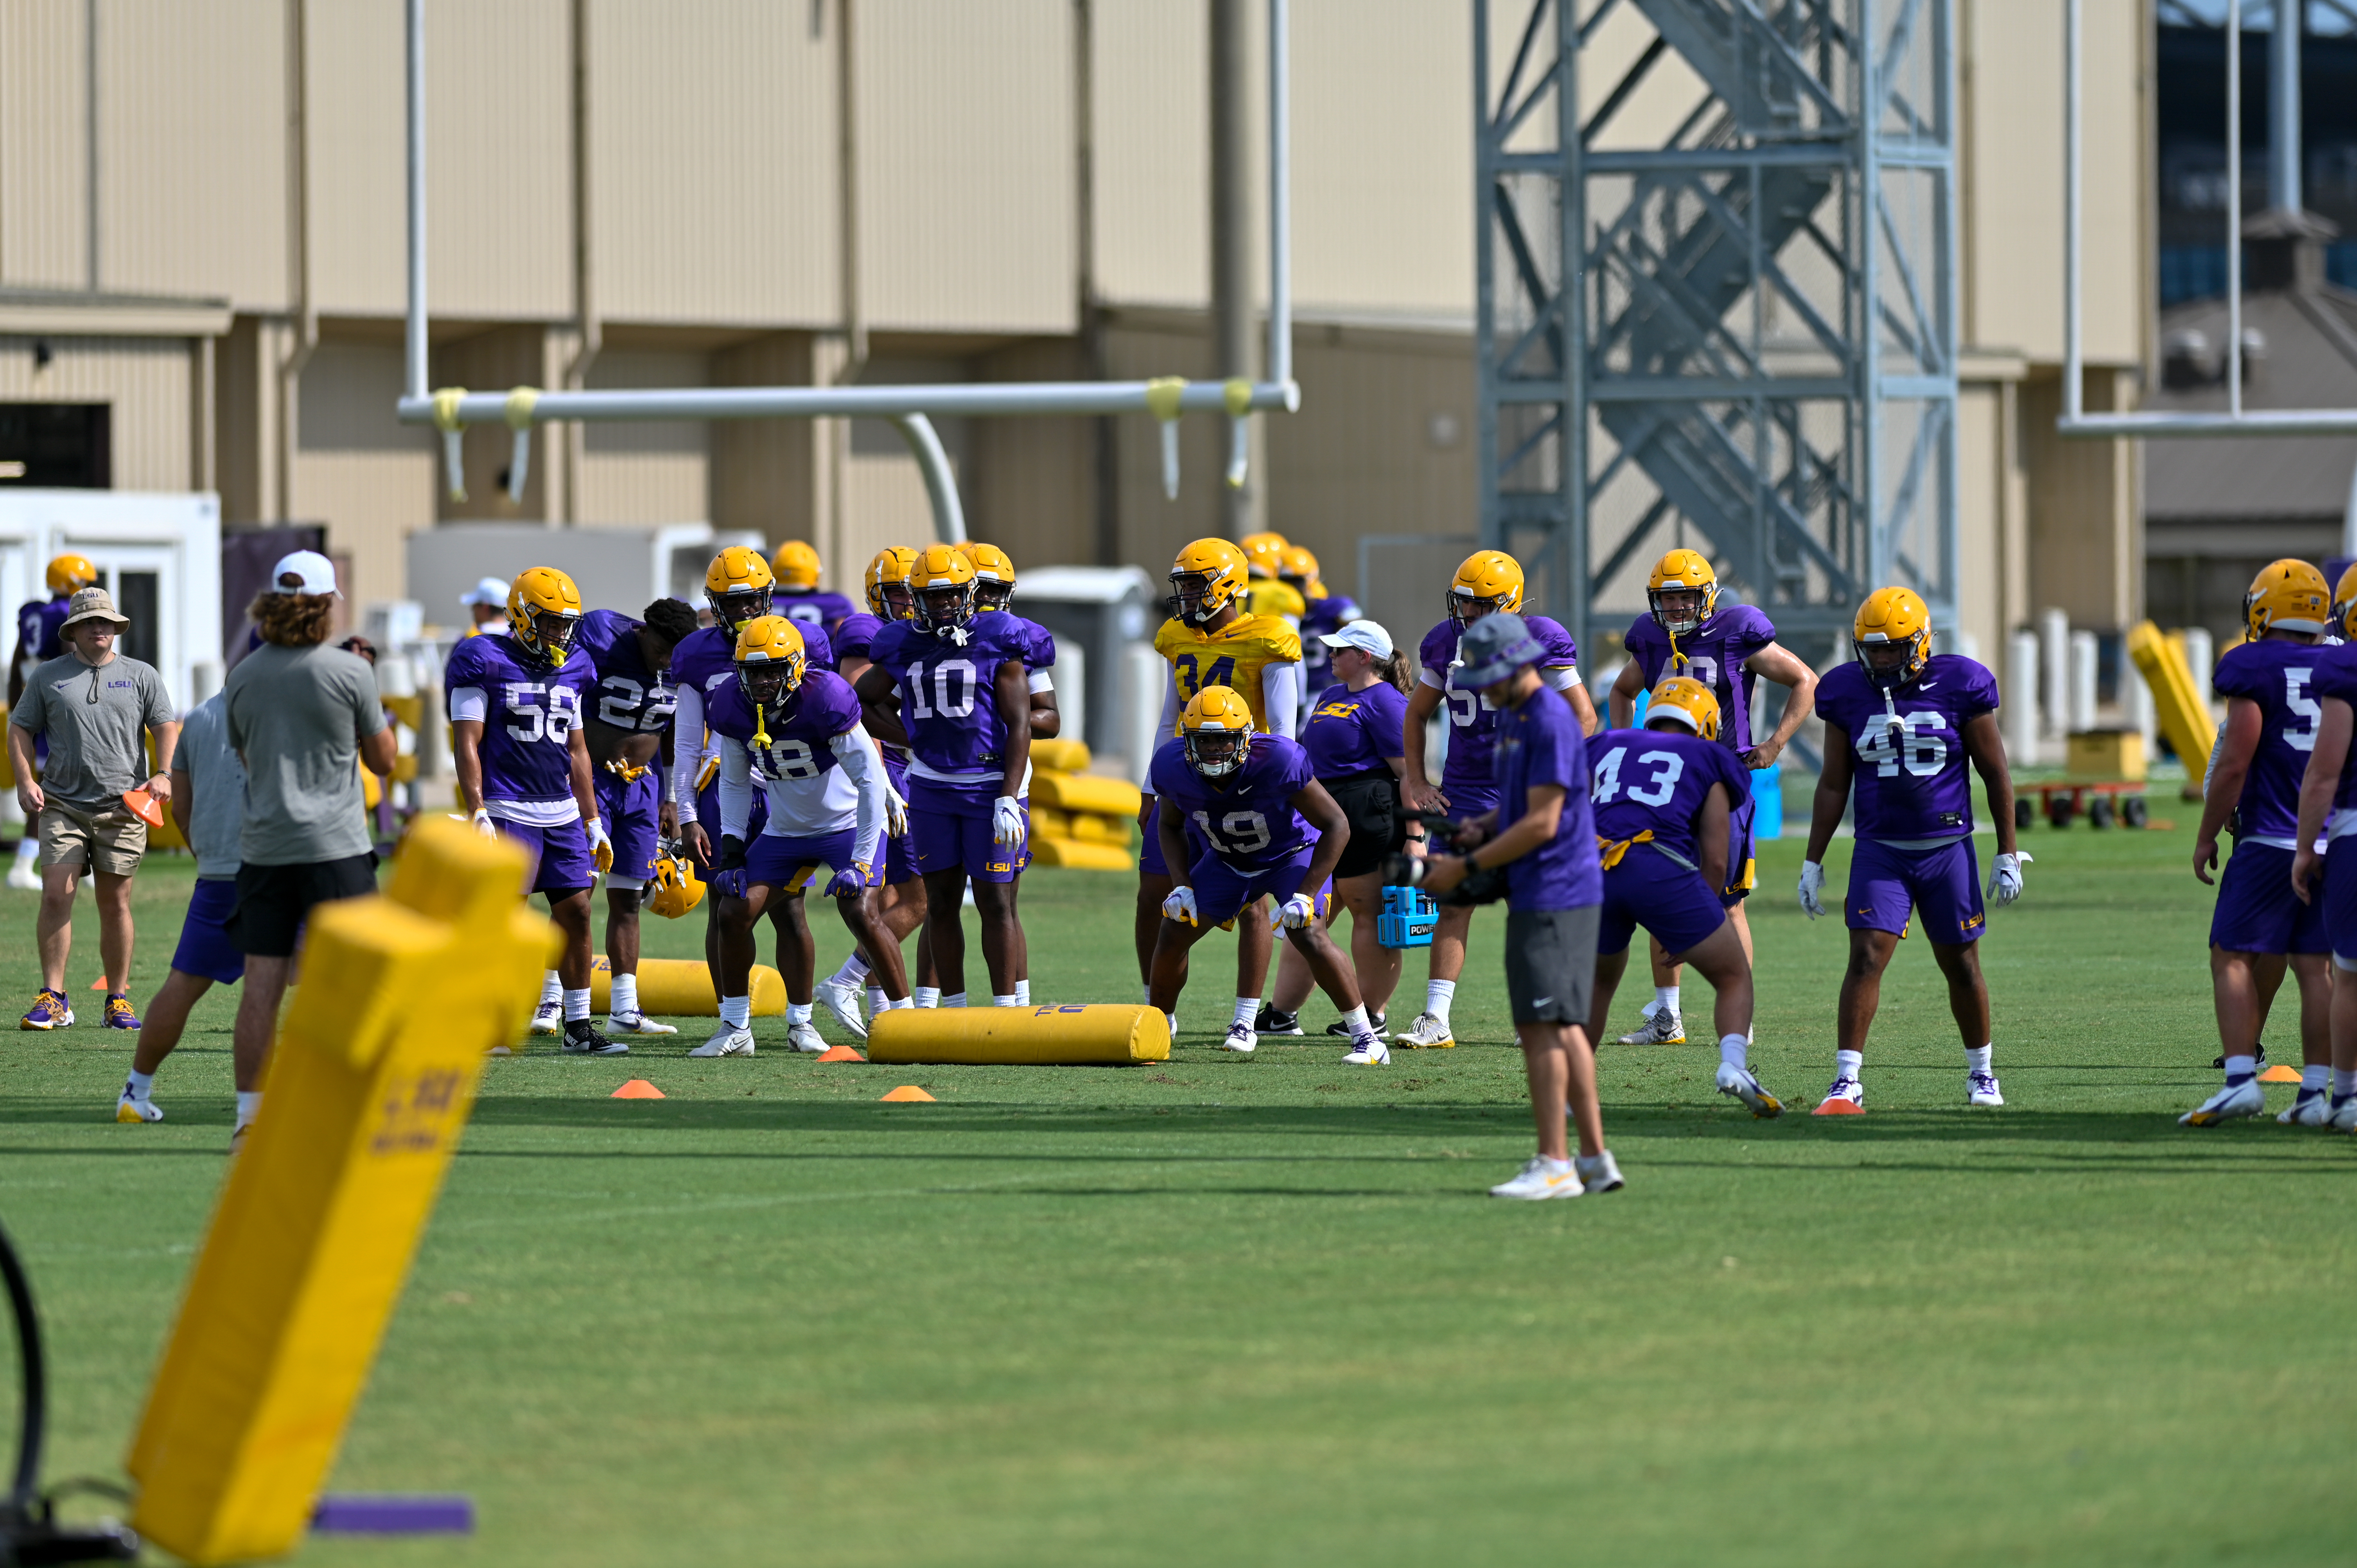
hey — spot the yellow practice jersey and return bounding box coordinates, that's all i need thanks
[1246,578,1305,622]
[1153,614,1303,734]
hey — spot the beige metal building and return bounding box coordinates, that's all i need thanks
[0,0,2149,662]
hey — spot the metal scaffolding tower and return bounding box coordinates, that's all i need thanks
[1476,0,1960,662]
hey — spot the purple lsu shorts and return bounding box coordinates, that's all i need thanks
[909,777,1024,883]
[1188,842,1328,928]
[495,816,598,896]
[1138,796,1211,879]
[2212,840,2328,955]
[1437,772,1501,826]
[693,772,767,844]
[1845,834,1985,944]
[882,756,918,885]
[1720,791,1757,907]
[593,764,662,888]
[747,829,883,893]
[1598,846,1728,958]
[2320,836,2357,963]
[170,877,246,985]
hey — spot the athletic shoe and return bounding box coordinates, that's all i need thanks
[1715,1062,1783,1118]
[560,1018,627,1056]
[19,990,72,1031]
[2213,1042,2266,1070]
[2277,1088,2331,1126]
[116,1090,162,1124]
[1341,1035,1391,1066]
[1392,1012,1455,1049]
[2328,1094,2357,1132]
[102,995,140,1030]
[1616,1009,1685,1046]
[606,1010,677,1036]
[5,862,39,891]
[1254,1005,1303,1036]
[1326,1012,1384,1037]
[1574,1150,1625,1193]
[2179,1078,2265,1127]
[1967,1071,2005,1108]
[814,979,869,1041]
[1219,1022,1258,1055]
[1488,1157,1584,1200]
[530,999,563,1037]
[1813,1076,1865,1115]
[690,1023,756,1057]
[788,1021,828,1055]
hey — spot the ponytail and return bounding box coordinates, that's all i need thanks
[1377,649,1412,694]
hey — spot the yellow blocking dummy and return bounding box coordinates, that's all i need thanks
[585,956,786,1016]
[869,1003,1169,1065]
[126,818,553,1565]
[2127,620,2214,782]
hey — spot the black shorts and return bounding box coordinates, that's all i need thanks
[227,854,379,959]
[1322,770,1404,881]
[1504,905,1600,1027]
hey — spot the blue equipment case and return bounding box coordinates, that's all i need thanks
[1377,886,1438,949]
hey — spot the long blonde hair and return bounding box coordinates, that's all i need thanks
[251,591,336,648]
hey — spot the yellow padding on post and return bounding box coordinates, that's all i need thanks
[869,1002,1169,1065]
[2127,621,2213,778]
[1032,769,1143,817]
[126,819,552,1565]
[1145,376,1188,422]
[585,956,784,1016]
[1029,736,1091,772]
[1030,835,1133,871]
[503,386,540,430]
[1223,377,1254,416]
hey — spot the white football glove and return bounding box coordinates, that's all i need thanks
[1987,850,2030,906]
[883,780,910,838]
[1272,893,1318,931]
[1161,886,1200,927]
[471,808,500,841]
[992,795,1026,847]
[585,816,614,875]
[1798,859,1826,920]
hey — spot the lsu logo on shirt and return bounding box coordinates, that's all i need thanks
[1313,699,1361,722]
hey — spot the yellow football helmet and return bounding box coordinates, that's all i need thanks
[1853,586,1932,687]
[867,546,918,620]
[1239,531,1290,579]
[646,847,705,919]
[1180,685,1257,777]
[1448,549,1525,630]
[910,544,978,633]
[2244,558,2330,639]
[2336,565,2357,640]
[732,615,808,707]
[1276,544,1319,592]
[771,540,823,592]
[45,553,98,596]
[1169,538,1250,626]
[506,567,584,667]
[1644,675,1722,743]
[959,541,1018,610]
[1647,548,1720,637]
[705,545,776,632]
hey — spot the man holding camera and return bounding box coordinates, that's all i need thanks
[1410,613,1621,1200]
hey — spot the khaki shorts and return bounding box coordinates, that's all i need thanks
[39,798,147,877]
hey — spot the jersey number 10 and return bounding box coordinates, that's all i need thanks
[905,659,978,719]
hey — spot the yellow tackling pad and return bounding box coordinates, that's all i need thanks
[868,1003,1170,1065]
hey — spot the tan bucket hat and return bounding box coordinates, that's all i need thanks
[60,586,129,628]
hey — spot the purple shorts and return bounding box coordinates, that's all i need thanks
[497,816,598,896]
[1598,847,1727,957]
[1721,792,1756,906]
[593,765,662,888]
[170,877,246,985]
[909,777,1023,883]
[1138,796,1207,878]
[1438,773,1500,824]
[747,829,882,893]
[883,757,918,885]
[1189,842,1327,927]
[2322,836,2357,963]
[1846,835,1985,944]
[2212,840,2328,954]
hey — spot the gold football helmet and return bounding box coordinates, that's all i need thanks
[506,567,584,667]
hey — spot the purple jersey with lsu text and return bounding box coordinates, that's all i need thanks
[2307,640,2357,814]
[1589,727,1754,865]
[443,632,595,807]
[1147,731,1316,873]
[777,588,858,633]
[1303,679,1408,777]
[704,667,863,784]
[14,596,69,667]
[1624,601,1777,754]
[1494,684,1601,911]
[1418,614,1580,789]
[670,619,834,708]
[2210,637,2326,843]
[868,613,1034,778]
[573,608,676,735]
[1815,653,2000,841]
[1298,592,1359,686]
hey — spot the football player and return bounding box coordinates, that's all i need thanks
[1607,549,1819,1046]
[1239,530,1305,630]
[1139,538,1304,1051]
[1397,549,1596,1049]
[855,546,1033,1006]
[2284,569,2357,1131]
[2187,561,2335,1126]
[771,540,858,633]
[1799,587,2021,1112]
[961,541,1060,1006]
[446,567,619,1056]
[1588,677,1781,1116]
[696,616,906,1057]
[1281,544,1359,697]
[8,553,98,889]
[1148,687,1387,1063]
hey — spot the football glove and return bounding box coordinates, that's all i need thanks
[1798,859,1826,920]
[1161,886,1200,927]
[884,780,910,837]
[1272,893,1318,931]
[471,808,499,841]
[585,817,614,875]
[992,795,1026,847]
[825,863,871,898]
[709,834,749,898]
[1987,850,2029,906]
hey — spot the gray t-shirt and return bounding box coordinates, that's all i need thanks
[8,652,175,808]
[174,693,246,879]
[223,641,386,867]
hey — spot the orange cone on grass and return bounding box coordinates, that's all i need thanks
[879,1085,935,1102]
[610,1079,665,1100]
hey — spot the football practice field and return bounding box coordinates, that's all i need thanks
[4,827,2349,1567]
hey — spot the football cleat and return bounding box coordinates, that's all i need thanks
[1575,1150,1626,1193]
[102,995,140,1030]
[1967,1071,2005,1108]
[2277,1087,2331,1126]
[19,990,72,1031]
[116,1091,163,1124]
[1326,1012,1384,1037]
[606,1010,677,1036]
[530,999,563,1036]
[1219,1022,1258,1055]
[1489,1157,1584,1200]
[562,1018,628,1056]
[1813,1076,1866,1115]
[2179,1078,2265,1126]
[5,863,39,891]
[814,980,869,1041]
[788,1021,828,1055]
[2328,1094,2357,1132]
[690,1023,757,1057]
[1393,1012,1455,1049]
[1254,1005,1303,1037]
[1341,1035,1391,1066]
[1715,1062,1783,1118]
[1617,1009,1685,1046]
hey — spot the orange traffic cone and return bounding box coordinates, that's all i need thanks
[2258,1064,2305,1084]
[815,1045,865,1063]
[878,1085,935,1102]
[610,1079,665,1100]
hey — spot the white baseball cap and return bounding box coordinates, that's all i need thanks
[460,575,510,608]
[1317,620,1394,660]
[271,549,339,596]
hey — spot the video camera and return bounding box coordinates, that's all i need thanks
[1379,810,1510,907]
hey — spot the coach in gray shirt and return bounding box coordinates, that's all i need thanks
[219,550,395,1140]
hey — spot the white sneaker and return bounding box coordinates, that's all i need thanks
[529,999,563,1036]
[2179,1077,2265,1126]
[1616,1008,1685,1046]
[814,980,869,1041]
[1574,1150,1625,1193]
[5,862,39,891]
[689,1023,756,1058]
[1715,1062,1783,1118]
[1489,1156,1584,1200]
[1392,1011,1455,1049]
[606,1010,677,1036]
[2330,1094,2357,1132]
[787,1021,829,1054]
[1967,1071,2005,1108]
[1813,1076,1865,1115]
[1220,1022,1257,1055]
[115,1092,162,1123]
[2277,1088,2331,1126]
[1341,1034,1391,1066]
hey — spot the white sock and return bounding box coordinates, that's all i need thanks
[889,995,917,1010]
[12,837,35,866]
[1425,978,1455,1024]
[235,1090,262,1128]
[1014,978,1030,1005]
[1655,985,1680,1014]
[720,994,752,1028]
[788,1002,813,1027]
[944,992,967,1008]
[2301,1062,2328,1093]
[1835,1048,1863,1084]
[994,994,1020,1007]
[1720,1033,1748,1071]
[2223,1052,2256,1085]
[1339,1005,1370,1038]
[563,987,591,1023]
[915,986,941,1008]
[2332,1067,2356,1098]
[1966,1044,1992,1075]
[867,985,888,1017]
[539,970,562,1006]
[126,1069,155,1099]
[1234,996,1260,1028]
[829,953,870,989]
[610,973,639,1017]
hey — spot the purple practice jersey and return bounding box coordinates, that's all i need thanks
[13,596,69,667]
[868,613,1034,780]
[1298,592,1359,687]
[777,588,858,634]
[1147,732,1316,872]
[671,620,834,707]
[444,632,595,808]
[1494,684,1600,911]
[573,608,676,735]
[1589,727,1754,865]
[1303,679,1408,778]
[1815,653,2001,841]
[705,669,863,783]
[982,608,1057,672]
[2210,638,2325,845]
[1418,614,1581,789]
[833,611,886,665]
[1624,601,1777,754]
[2307,641,2357,815]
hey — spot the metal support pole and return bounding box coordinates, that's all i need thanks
[2271,0,2300,214]
[404,0,426,403]
[1860,0,1885,591]
[2230,0,2244,418]
[1210,0,1253,537]
[1560,0,1584,650]
[890,414,967,545]
[2064,0,2081,422]
[1266,0,1292,390]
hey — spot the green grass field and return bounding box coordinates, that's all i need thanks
[4,827,2350,1566]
